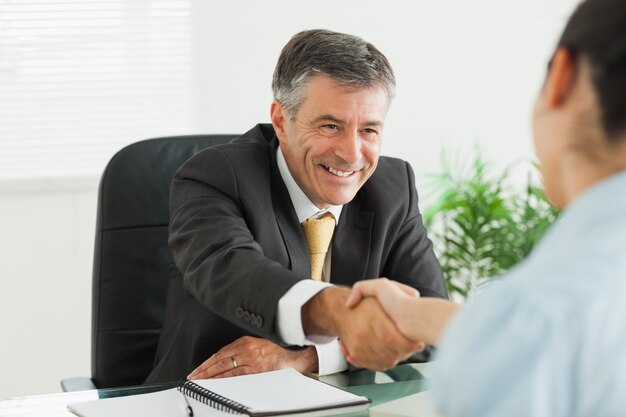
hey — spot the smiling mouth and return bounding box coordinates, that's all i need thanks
[322,165,356,177]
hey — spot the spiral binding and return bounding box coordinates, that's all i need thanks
[177,380,251,415]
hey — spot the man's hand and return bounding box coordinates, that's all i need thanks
[302,286,424,371]
[187,336,318,380]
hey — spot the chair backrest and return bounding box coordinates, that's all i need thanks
[91,134,237,388]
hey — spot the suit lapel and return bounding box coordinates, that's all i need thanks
[268,137,311,278]
[331,197,373,285]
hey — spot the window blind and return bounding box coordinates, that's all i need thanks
[0,0,193,181]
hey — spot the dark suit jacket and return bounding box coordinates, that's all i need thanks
[146,123,446,383]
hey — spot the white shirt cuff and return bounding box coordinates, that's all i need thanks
[315,339,348,375]
[277,280,333,346]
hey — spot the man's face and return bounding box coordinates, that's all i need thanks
[271,75,389,208]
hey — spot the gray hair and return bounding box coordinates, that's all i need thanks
[272,29,396,118]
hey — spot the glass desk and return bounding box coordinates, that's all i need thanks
[0,363,430,416]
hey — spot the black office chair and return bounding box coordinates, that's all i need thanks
[61,134,237,391]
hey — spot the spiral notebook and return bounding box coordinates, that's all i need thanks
[68,368,370,417]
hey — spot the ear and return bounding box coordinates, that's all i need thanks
[270,100,289,144]
[546,48,575,108]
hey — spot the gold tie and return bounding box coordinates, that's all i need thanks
[301,212,336,281]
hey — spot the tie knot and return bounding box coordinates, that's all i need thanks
[301,212,336,254]
[301,212,336,281]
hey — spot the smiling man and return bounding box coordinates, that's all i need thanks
[146,29,447,383]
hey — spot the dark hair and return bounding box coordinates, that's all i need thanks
[272,29,396,118]
[558,0,626,139]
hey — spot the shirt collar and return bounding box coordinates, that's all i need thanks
[559,169,626,227]
[276,146,343,224]
[532,169,626,254]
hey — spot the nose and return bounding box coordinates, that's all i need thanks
[334,130,362,166]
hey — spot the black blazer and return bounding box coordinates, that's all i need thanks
[146,124,446,383]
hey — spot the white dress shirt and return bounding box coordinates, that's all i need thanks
[274,147,348,375]
[431,170,626,417]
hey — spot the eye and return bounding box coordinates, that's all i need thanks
[320,124,341,135]
[361,128,380,139]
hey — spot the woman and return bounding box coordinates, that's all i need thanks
[346,0,626,415]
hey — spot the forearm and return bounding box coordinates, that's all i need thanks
[407,298,460,346]
[276,280,334,345]
[302,286,350,337]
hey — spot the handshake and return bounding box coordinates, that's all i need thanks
[302,279,457,370]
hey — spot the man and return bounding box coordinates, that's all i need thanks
[146,29,446,383]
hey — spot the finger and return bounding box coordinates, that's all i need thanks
[344,352,361,368]
[344,285,365,308]
[345,297,424,370]
[211,366,251,379]
[189,356,237,380]
[390,280,420,298]
[348,302,400,369]
[187,354,220,379]
[188,344,242,379]
[369,305,418,365]
[345,278,389,308]
[189,335,258,379]
[338,341,348,358]
[385,325,423,355]
[342,296,416,370]
[339,341,360,368]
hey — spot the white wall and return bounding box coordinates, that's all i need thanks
[190,0,576,187]
[0,183,97,398]
[0,0,577,398]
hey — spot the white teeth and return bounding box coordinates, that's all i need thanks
[325,166,354,177]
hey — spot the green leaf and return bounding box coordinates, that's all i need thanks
[424,149,559,300]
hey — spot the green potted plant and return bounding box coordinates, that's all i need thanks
[424,150,559,300]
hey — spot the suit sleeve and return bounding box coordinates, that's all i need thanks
[382,161,448,299]
[168,147,305,342]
